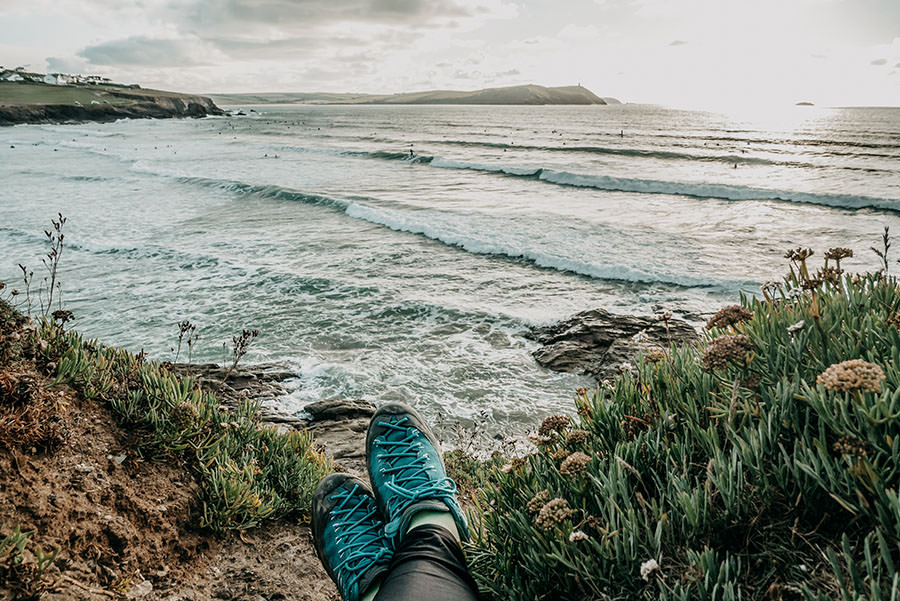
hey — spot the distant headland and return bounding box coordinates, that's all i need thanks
[210,84,618,106]
[0,67,224,126]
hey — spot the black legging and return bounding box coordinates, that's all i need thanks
[373,524,480,601]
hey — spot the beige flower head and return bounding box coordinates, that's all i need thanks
[817,359,885,394]
[500,457,526,473]
[170,402,200,430]
[538,414,571,436]
[559,451,591,476]
[550,448,572,461]
[832,435,870,458]
[824,247,853,262]
[701,335,752,371]
[784,247,814,262]
[566,429,591,446]
[526,490,550,514]
[705,305,753,330]
[535,498,576,530]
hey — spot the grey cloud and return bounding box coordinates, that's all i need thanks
[182,0,479,34]
[78,37,212,66]
[871,58,887,65]
[669,40,687,46]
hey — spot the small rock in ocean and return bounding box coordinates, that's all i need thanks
[529,308,698,381]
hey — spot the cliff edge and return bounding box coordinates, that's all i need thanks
[0,82,225,126]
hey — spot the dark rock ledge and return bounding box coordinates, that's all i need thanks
[0,94,224,126]
[529,308,699,381]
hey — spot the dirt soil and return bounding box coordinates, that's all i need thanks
[0,360,340,601]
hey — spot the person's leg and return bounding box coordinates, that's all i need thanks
[365,402,480,601]
[372,524,479,601]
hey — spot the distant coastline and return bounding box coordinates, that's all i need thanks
[210,84,616,106]
[0,69,224,126]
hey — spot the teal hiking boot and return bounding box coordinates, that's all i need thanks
[311,474,392,601]
[366,402,469,546]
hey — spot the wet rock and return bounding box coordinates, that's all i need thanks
[301,400,376,478]
[166,363,295,407]
[530,308,698,381]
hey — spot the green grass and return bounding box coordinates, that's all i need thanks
[0,81,206,107]
[0,300,331,532]
[50,327,332,531]
[467,260,900,600]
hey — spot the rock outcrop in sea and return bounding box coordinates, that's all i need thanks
[529,308,699,380]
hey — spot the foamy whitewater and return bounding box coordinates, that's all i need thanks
[2,104,899,437]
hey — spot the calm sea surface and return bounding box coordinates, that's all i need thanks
[2,104,899,437]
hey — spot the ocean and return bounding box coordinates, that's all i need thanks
[1,103,899,439]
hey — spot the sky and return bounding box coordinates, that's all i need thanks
[1,0,899,109]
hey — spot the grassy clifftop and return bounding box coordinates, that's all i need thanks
[0,81,224,125]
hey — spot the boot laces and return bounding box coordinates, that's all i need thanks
[328,484,390,593]
[375,417,457,517]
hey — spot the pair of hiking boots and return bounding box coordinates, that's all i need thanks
[312,402,469,601]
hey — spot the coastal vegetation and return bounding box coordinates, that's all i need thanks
[2,213,899,599]
[466,244,900,600]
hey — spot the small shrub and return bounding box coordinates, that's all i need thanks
[51,327,331,532]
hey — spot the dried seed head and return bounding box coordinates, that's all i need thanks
[643,347,667,363]
[741,373,762,389]
[538,414,571,436]
[528,433,553,446]
[526,490,550,514]
[817,359,885,394]
[566,429,591,446]
[832,435,869,458]
[535,498,576,530]
[706,305,753,330]
[816,266,843,284]
[784,247,814,262]
[170,402,200,430]
[501,457,526,473]
[824,247,853,262]
[801,277,824,291]
[550,448,572,461]
[584,515,605,532]
[559,451,591,476]
[701,335,752,371]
